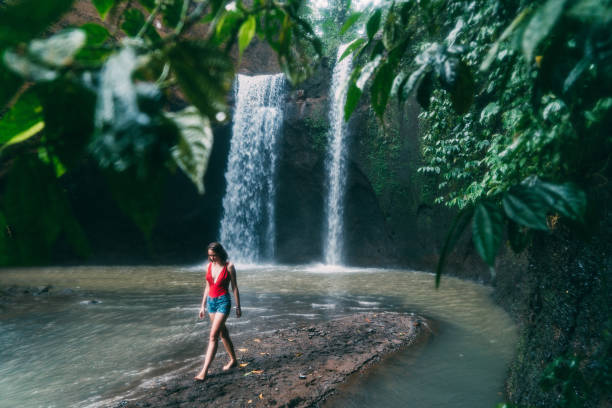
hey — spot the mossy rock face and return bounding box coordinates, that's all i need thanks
[495,208,612,407]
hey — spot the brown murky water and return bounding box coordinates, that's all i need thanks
[0,264,516,408]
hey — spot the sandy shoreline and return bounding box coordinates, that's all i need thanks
[115,312,430,408]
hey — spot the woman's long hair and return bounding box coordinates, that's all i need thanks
[207,242,229,264]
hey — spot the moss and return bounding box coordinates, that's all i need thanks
[303,116,329,155]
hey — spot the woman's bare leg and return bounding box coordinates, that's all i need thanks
[195,312,228,380]
[219,324,237,370]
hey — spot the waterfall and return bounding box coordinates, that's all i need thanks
[219,74,286,264]
[323,46,353,265]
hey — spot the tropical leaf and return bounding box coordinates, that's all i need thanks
[166,41,234,119]
[472,201,505,267]
[502,185,550,230]
[344,80,362,121]
[340,12,362,35]
[371,62,394,118]
[0,91,44,148]
[533,180,587,223]
[165,107,214,194]
[80,23,110,46]
[522,0,569,62]
[366,9,382,40]
[339,38,366,62]
[92,0,115,20]
[436,205,475,288]
[214,10,245,45]
[238,15,257,56]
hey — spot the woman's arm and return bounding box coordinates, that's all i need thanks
[228,262,241,318]
[199,281,209,319]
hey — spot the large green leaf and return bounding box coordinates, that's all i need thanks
[472,201,505,267]
[371,62,394,118]
[80,23,110,46]
[165,106,214,194]
[92,0,115,20]
[0,91,44,148]
[238,15,257,56]
[75,24,112,65]
[522,0,569,62]
[366,9,382,40]
[0,0,75,49]
[436,206,475,288]
[214,10,245,45]
[166,41,234,120]
[344,80,362,121]
[339,38,366,62]
[122,9,160,41]
[340,12,362,35]
[534,180,587,223]
[502,183,550,230]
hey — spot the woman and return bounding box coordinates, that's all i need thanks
[195,242,241,381]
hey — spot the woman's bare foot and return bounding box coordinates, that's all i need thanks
[222,360,237,371]
[194,370,207,381]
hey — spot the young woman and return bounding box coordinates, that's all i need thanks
[195,242,241,381]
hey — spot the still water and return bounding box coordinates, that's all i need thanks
[0,265,516,408]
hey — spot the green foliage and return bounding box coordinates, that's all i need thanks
[0,156,90,264]
[0,91,43,149]
[165,106,213,194]
[238,15,256,57]
[0,0,321,265]
[345,0,611,277]
[472,201,504,267]
[91,0,114,20]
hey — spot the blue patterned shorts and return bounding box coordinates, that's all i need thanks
[207,293,231,314]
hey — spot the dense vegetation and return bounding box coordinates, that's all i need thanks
[338,0,611,406]
[1,0,611,406]
[0,0,321,264]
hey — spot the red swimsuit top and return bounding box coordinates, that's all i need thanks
[206,263,230,298]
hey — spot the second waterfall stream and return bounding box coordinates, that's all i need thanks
[323,46,353,266]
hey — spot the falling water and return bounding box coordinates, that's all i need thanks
[323,46,353,265]
[219,74,286,263]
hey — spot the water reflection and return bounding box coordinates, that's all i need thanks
[0,265,516,408]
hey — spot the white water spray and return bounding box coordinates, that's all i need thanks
[219,74,286,263]
[323,46,353,265]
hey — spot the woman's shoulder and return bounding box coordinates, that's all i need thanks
[226,261,236,271]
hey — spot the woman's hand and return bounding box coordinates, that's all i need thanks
[199,307,205,319]
[236,306,242,318]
